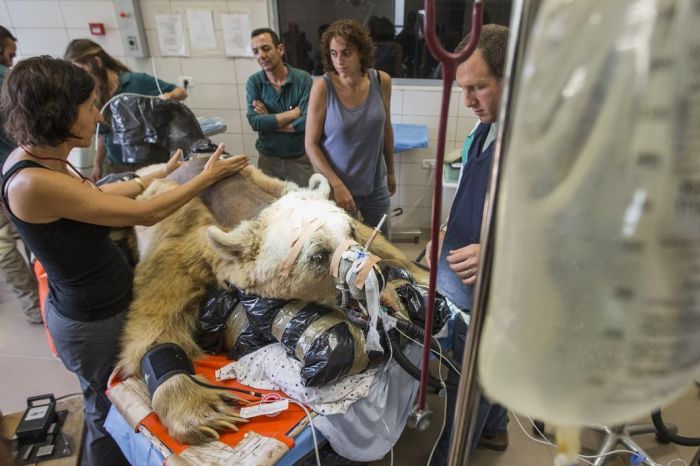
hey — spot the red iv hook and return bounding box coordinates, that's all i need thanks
[415,0,483,417]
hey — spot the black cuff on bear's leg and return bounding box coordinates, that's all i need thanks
[140,343,195,396]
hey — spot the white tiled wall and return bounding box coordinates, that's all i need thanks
[391,85,477,228]
[0,0,477,229]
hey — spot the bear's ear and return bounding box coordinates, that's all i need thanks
[206,221,261,263]
[307,173,331,199]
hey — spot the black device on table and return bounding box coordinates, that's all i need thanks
[13,394,72,464]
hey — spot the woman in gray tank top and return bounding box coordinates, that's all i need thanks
[305,19,396,235]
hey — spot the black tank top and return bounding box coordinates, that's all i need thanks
[1,160,132,321]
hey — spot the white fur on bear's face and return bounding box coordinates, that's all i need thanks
[208,191,354,303]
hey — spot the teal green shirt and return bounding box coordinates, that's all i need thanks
[245,65,312,158]
[102,71,176,164]
[0,64,14,162]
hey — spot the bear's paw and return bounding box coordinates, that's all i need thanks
[151,373,250,445]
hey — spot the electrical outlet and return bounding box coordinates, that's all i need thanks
[178,76,193,89]
[421,159,437,169]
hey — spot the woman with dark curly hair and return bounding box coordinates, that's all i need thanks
[0,56,248,465]
[305,19,395,236]
[64,39,187,180]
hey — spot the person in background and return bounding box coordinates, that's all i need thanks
[395,11,418,78]
[425,24,511,465]
[281,21,312,71]
[0,25,42,325]
[246,28,314,187]
[0,26,15,71]
[368,15,404,78]
[64,39,187,181]
[305,19,396,236]
[0,56,248,465]
[311,23,330,76]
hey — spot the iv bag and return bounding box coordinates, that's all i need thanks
[479,0,700,427]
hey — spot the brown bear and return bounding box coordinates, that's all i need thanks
[117,157,426,445]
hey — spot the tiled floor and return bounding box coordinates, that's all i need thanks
[1,236,698,466]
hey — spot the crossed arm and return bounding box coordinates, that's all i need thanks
[251,100,301,133]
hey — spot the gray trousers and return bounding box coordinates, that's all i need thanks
[0,209,41,323]
[258,152,315,188]
[45,299,130,466]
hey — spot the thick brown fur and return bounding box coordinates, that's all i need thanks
[118,180,249,444]
[119,162,425,444]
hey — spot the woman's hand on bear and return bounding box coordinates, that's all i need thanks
[201,143,249,183]
[163,149,184,176]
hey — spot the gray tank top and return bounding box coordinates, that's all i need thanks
[321,69,386,196]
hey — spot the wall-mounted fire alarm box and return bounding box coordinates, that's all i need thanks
[89,23,106,35]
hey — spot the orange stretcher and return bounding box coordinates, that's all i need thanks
[107,355,311,465]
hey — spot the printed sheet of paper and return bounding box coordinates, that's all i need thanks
[221,12,253,57]
[186,9,217,49]
[155,14,188,56]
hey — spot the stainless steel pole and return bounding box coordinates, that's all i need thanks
[447,1,542,463]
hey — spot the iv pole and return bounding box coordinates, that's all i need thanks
[408,0,483,432]
[423,1,540,464]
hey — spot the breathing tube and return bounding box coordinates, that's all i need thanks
[368,317,460,392]
[651,409,700,447]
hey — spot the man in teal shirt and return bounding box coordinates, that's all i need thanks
[0,26,42,324]
[246,28,314,187]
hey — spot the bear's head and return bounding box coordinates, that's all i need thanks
[206,178,356,304]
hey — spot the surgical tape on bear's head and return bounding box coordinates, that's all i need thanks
[280,218,326,277]
[330,239,360,277]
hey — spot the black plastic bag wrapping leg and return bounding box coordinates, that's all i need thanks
[238,292,387,387]
[277,303,376,387]
[238,291,290,338]
[228,308,273,360]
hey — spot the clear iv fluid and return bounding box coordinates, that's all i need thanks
[479,0,700,426]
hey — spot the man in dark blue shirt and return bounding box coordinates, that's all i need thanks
[427,24,510,465]
[246,28,314,187]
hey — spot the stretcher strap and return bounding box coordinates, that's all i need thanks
[106,376,153,430]
[174,433,289,466]
[280,218,326,277]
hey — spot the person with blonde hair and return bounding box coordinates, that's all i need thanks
[64,39,187,180]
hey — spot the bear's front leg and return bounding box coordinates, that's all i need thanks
[152,374,249,444]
